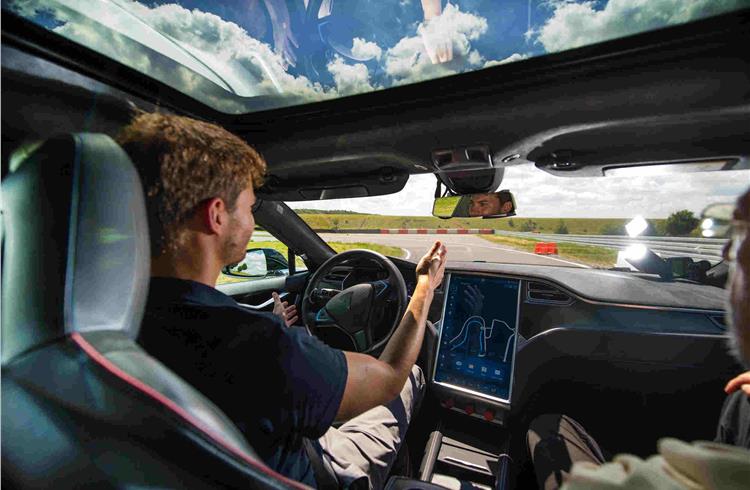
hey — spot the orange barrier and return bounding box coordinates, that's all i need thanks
[534,242,558,255]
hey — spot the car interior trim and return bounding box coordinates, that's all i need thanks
[524,276,726,317]
[522,326,730,347]
[238,292,289,311]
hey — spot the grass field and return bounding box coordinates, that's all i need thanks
[480,235,618,268]
[217,241,405,285]
[297,213,665,235]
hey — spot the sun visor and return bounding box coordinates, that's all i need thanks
[257,166,408,201]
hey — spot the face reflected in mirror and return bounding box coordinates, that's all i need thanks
[432,190,516,218]
[469,193,513,217]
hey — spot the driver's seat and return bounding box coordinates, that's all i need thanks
[1,134,306,489]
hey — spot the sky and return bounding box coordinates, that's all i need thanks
[286,164,749,218]
[7,0,749,217]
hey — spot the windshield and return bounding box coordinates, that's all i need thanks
[6,0,749,113]
[287,165,747,270]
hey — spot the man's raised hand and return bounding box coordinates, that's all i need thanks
[416,241,447,291]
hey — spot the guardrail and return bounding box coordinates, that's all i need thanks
[495,231,728,261]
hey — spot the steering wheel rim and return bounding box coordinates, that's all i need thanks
[302,249,408,354]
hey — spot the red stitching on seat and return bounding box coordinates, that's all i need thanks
[70,332,309,489]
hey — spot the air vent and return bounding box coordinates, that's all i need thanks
[526,281,573,305]
[708,314,726,330]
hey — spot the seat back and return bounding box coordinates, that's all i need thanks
[1,134,306,489]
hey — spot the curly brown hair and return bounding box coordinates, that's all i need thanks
[117,111,266,257]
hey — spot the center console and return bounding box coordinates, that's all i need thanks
[410,273,521,489]
[432,273,521,424]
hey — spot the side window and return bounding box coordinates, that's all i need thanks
[216,228,307,285]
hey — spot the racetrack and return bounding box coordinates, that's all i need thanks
[318,233,588,268]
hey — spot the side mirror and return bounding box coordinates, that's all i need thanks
[432,190,517,219]
[223,248,290,278]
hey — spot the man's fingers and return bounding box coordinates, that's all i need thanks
[420,241,444,263]
[743,384,750,396]
[287,315,299,326]
[431,243,446,262]
[724,371,750,394]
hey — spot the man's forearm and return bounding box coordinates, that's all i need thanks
[378,276,434,395]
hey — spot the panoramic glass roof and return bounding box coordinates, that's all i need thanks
[6,0,749,114]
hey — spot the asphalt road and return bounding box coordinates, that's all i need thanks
[318,233,588,268]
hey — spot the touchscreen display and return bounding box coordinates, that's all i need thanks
[434,274,521,403]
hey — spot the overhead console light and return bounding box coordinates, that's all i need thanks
[603,159,740,177]
[431,145,504,194]
[535,149,582,171]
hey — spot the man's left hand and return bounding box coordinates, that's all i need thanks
[273,292,298,327]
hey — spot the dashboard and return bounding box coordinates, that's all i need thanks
[407,261,731,427]
[309,257,731,429]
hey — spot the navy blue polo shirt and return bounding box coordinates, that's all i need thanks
[138,277,348,486]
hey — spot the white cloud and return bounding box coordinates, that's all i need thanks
[483,53,529,69]
[467,50,483,66]
[351,38,382,60]
[115,1,331,100]
[9,0,336,111]
[535,0,750,53]
[383,3,488,86]
[326,56,377,96]
[288,173,438,216]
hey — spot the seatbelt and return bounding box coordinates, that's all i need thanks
[303,438,339,489]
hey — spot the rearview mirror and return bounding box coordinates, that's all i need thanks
[432,190,517,219]
[223,248,290,278]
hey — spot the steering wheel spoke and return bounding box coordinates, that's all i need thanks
[349,327,370,352]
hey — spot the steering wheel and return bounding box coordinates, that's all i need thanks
[302,250,408,354]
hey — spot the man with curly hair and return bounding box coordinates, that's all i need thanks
[118,111,447,489]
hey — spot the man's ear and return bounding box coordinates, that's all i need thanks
[199,197,227,235]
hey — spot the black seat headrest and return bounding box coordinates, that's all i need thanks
[3,134,150,363]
